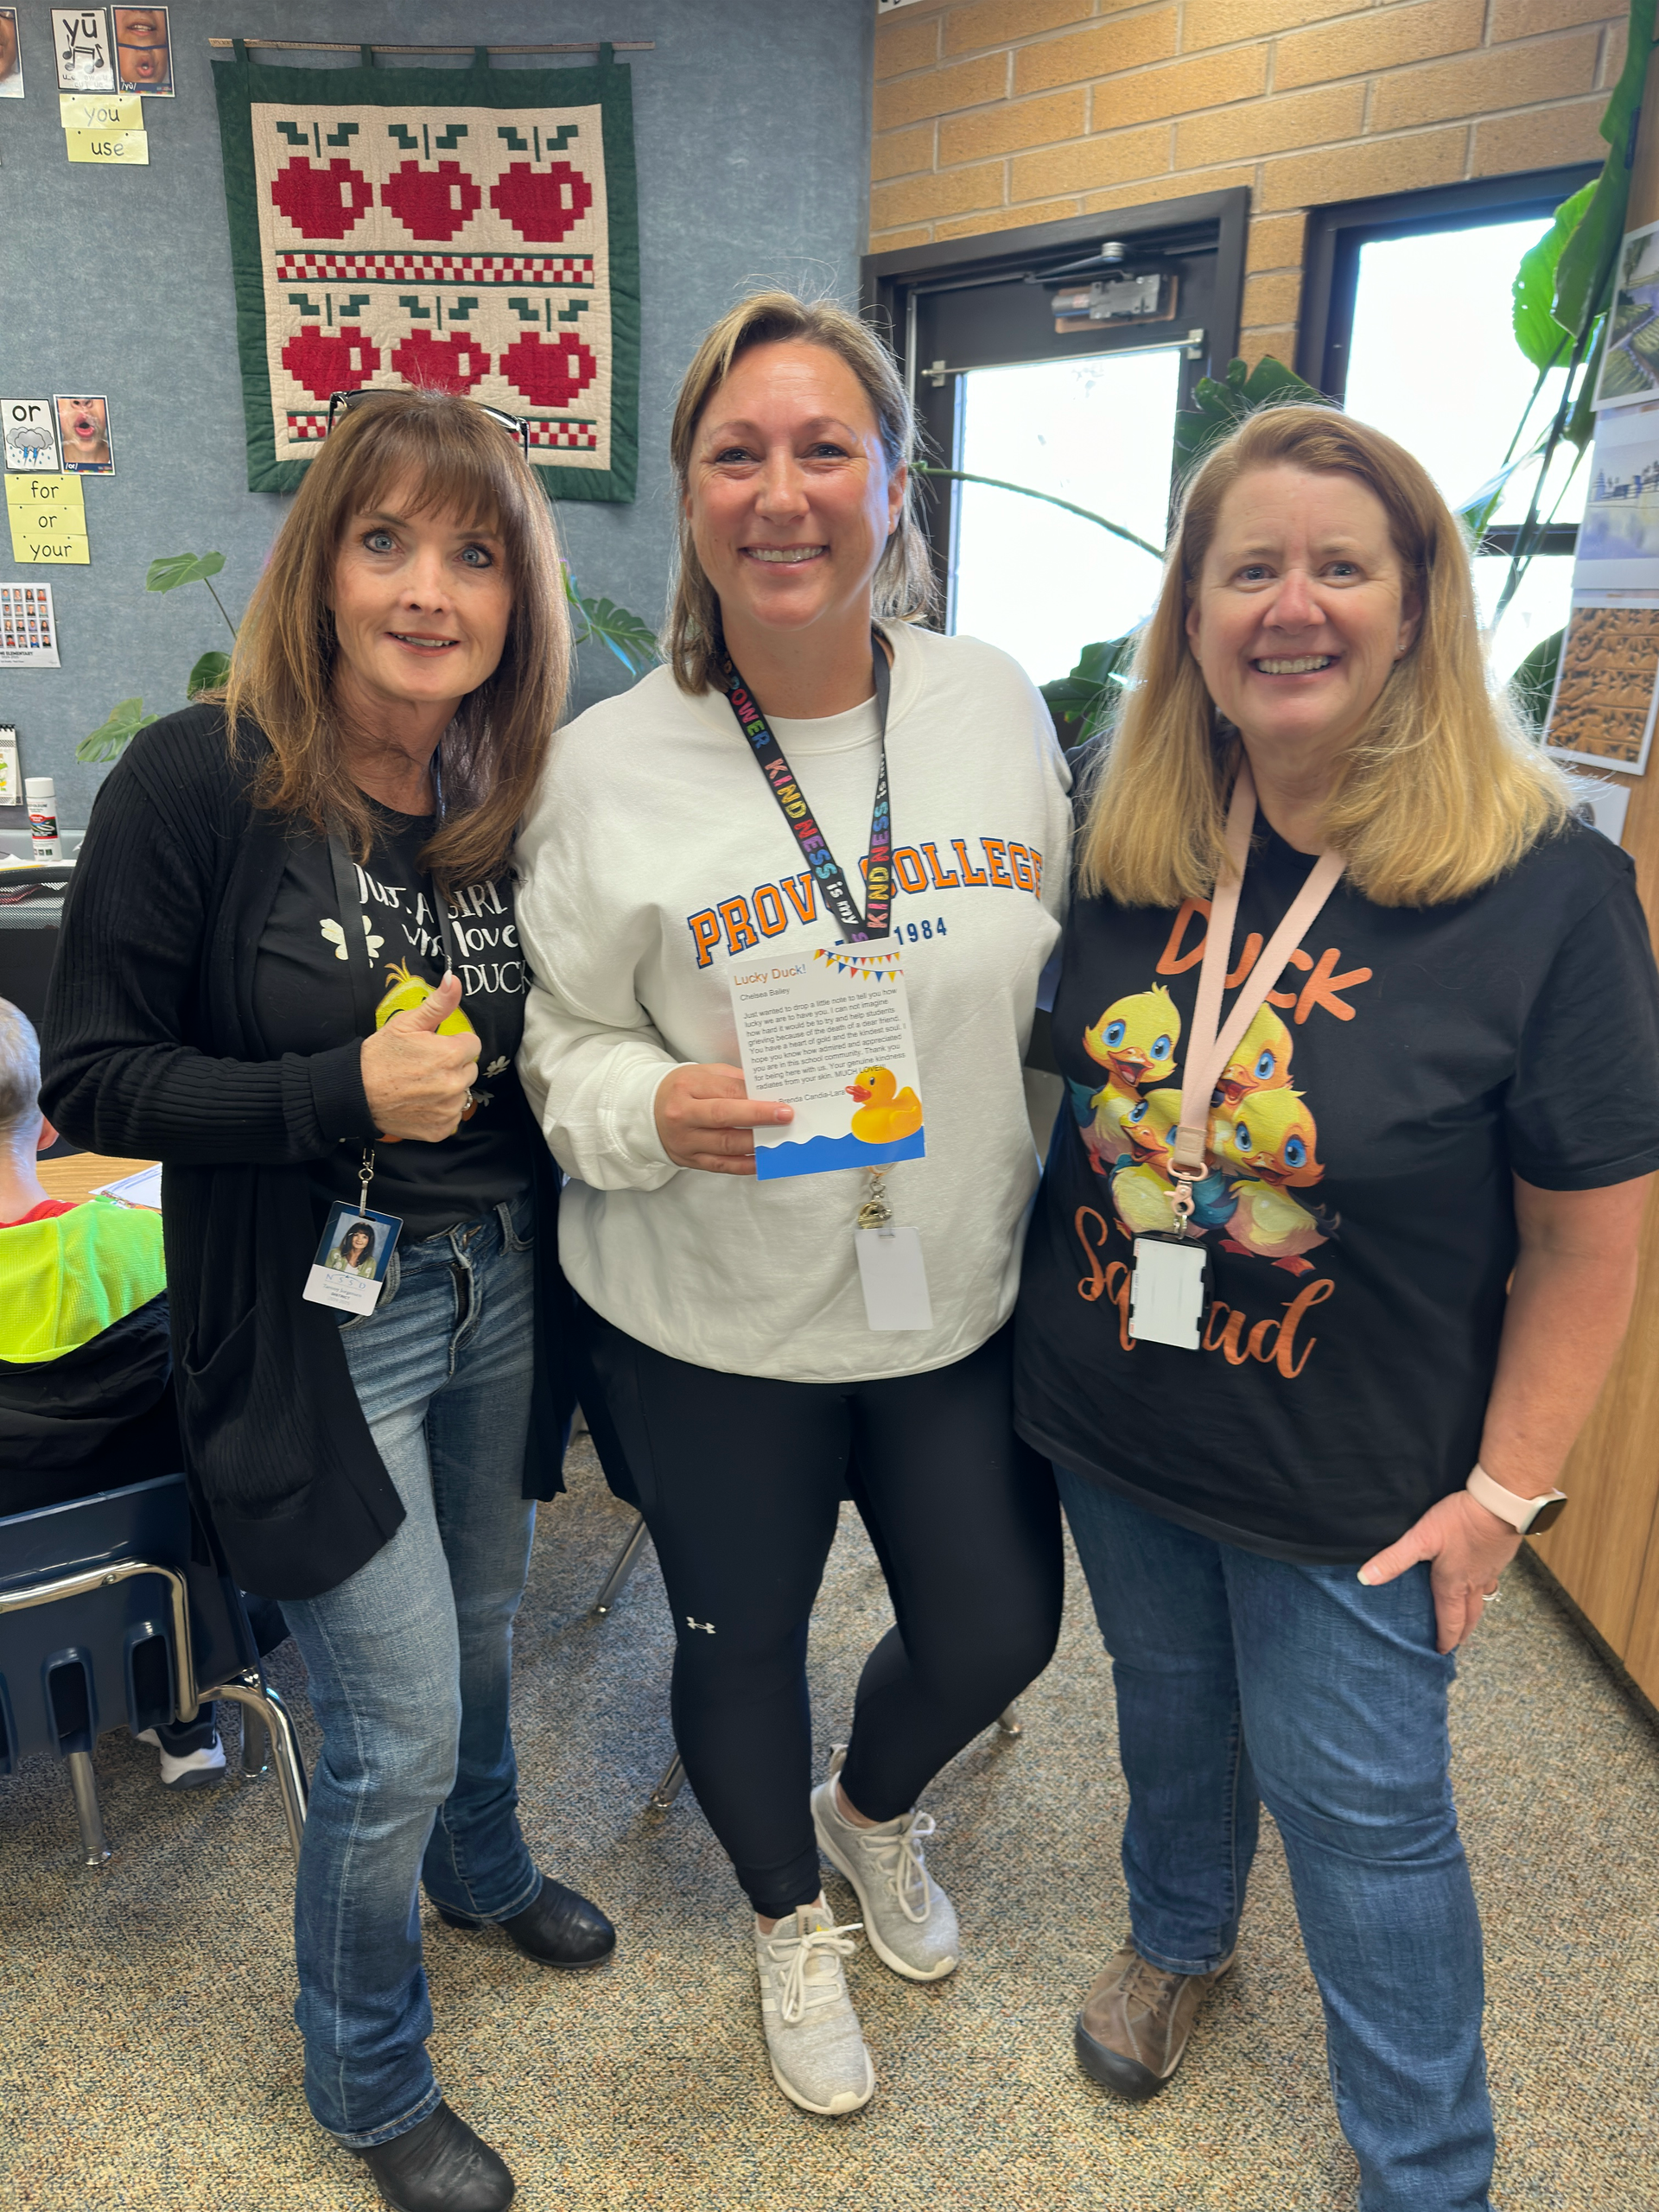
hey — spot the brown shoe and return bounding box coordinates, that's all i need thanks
[1075,1940,1236,2101]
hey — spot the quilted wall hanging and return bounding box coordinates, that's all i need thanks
[213,41,639,500]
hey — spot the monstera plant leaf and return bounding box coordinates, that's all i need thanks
[145,550,226,594]
[1173,355,1331,480]
[1040,629,1142,747]
[187,651,232,699]
[563,565,660,677]
[1514,181,1595,371]
[77,696,158,763]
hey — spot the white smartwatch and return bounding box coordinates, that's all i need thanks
[1466,1463,1567,1535]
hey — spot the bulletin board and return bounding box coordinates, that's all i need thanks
[212,41,639,500]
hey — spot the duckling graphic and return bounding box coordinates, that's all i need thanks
[1213,1087,1333,1274]
[373,961,480,1141]
[1110,1088,1238,1240]
[846,1066,923,1146]
[1084,986,1180,1095]
[1078,986,1180,1170]
[1212,1005,1294,1113]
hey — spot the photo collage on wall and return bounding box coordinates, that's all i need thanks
[1548,217,1659,780]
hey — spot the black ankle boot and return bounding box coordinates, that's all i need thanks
[354,2101,513,2212]
[435,1874,615,1969]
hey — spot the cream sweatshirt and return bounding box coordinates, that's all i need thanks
[515,621,1072,1382]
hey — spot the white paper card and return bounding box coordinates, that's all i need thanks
[728,931,926,1182]
[855,1226,934,1332]
[304,1263,382,1316]
[1129,1236,1208,1351]
[95,1162,162,1209]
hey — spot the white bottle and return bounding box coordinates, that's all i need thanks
[26,776,61,860]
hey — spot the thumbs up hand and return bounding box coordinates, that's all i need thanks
[359,973,481,1141]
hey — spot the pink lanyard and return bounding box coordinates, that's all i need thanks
[1168,762,1345,1219]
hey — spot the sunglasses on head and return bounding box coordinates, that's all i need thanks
[326,387,531,458]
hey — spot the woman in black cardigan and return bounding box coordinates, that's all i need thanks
[42,390,607,2212]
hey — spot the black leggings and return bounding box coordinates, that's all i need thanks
[579,1308,1064,1916]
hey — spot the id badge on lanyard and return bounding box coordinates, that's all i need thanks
[721,633,931,1332]
[1128,762,1344,1351]
[299,785,467,1315]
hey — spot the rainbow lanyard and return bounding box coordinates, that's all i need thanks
[719,634,893,943]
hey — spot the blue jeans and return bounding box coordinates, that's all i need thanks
[282,1194,540,2147]
[1056,1470,1492,2212]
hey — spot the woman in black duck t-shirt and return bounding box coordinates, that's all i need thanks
[43,391,608,2212]
[1016,406,1659,2210]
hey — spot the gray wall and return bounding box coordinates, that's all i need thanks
[0,1,873,830]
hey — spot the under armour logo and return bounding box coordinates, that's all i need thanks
[686,1616,716,1635]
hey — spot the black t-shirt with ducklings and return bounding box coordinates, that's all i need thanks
[1014,817,1659,1564]
[253,804,534,1241]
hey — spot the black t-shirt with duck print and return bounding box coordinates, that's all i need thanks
[1014,817,1659,1563]
[253,804,534,1240]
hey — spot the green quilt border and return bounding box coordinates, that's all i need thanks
[211,47,639,504]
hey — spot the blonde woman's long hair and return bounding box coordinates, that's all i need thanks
[664,289,936,693]
[223,388,569,888]
[1078,404,1569,909]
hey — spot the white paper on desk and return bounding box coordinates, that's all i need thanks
[95,1162,162,1209]
[727,929,926,1182]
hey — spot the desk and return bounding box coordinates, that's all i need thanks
[37,1154,157,1207]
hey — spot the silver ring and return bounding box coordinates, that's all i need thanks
[1482,1586,1501,1602]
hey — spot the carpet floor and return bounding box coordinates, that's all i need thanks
[1,1439,1656,2212]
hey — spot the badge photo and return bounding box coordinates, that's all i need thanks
[302,1201,402,1318]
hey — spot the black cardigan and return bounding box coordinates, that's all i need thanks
[40,706,576,1599]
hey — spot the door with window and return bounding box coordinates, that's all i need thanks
[864,190,1248,695]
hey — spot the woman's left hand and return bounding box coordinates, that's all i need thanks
[1357,1492,1522,1653]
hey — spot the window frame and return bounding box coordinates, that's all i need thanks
[1295,165,1601,557]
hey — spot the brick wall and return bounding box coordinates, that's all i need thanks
[871,0,1625,367]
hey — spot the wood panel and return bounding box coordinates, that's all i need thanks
[1527,45,1659,1660]
[1529,1182,1659,1652]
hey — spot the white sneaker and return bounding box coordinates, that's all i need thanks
[811,1754,960,1983]
[753,1902,875,2115]
[135,1727,227,1791]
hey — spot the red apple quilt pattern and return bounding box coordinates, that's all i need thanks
[213,44,639,500]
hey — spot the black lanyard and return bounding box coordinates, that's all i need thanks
[326,762,464,1037]
[719,634,893,943]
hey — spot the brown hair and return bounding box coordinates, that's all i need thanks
[1077,404,1569,910]
[664,289,936,693]
[222,389,569,887]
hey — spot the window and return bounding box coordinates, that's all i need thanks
[1299,167,1599,684]
[863,189,1249,690]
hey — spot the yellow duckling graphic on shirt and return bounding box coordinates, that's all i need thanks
[1213,1087,1331,1274]
[1212,1005,1294,1113]
[1084,986,1180,1096]
[846,1066,923,1146]
[373,961,478,1141]
[1109,1090,1184,1238]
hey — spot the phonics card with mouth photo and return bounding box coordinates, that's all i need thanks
[54,395,113,474]
[0,8,24,99]
[111,3,169,93]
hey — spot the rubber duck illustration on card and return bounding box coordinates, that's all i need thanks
[846,1066,923,1147]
